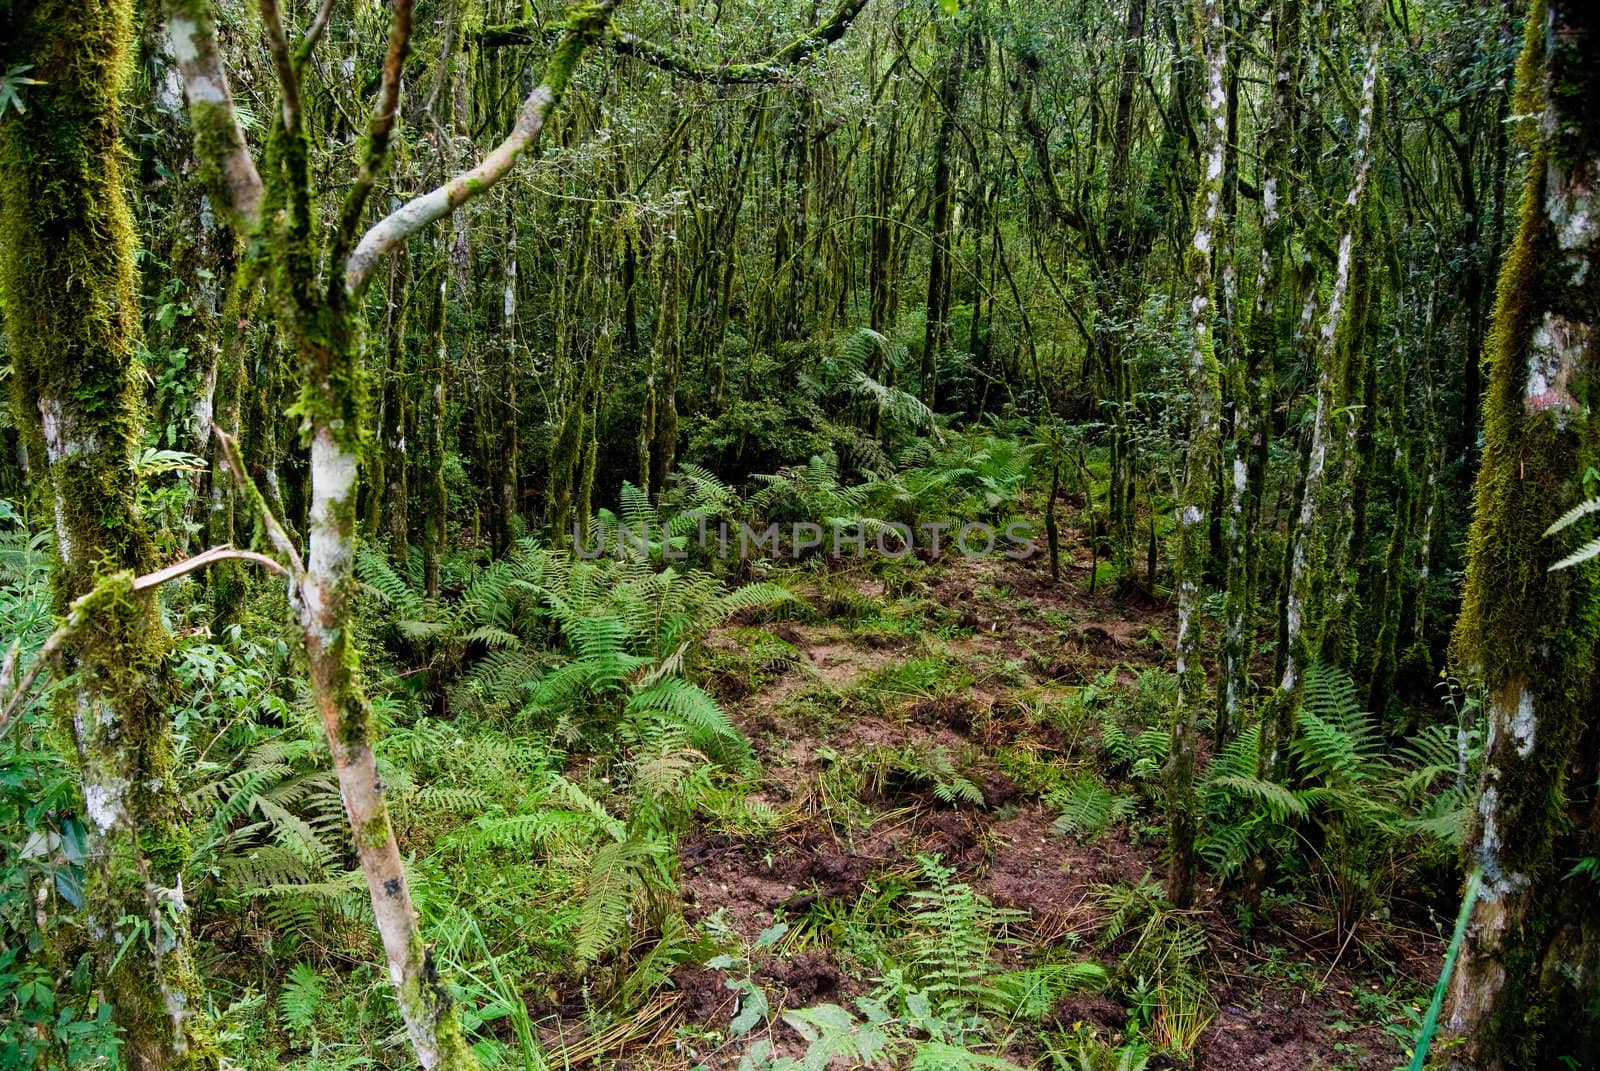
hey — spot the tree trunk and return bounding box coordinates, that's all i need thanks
[920,20,963,410]
[1217,0,1298,743]
[0,3,220,1065]
[1444,3,1600,1065]
[1165,0,1227,909]
[1266,34,1379,773]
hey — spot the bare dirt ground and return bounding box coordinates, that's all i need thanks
[604,546,1442,1069]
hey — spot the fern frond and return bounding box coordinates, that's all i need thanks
[1543,495,1600,536]
[279,962,323,1035]
[627,677,751,769]
[1202,775,1309,822]
[575,836,673,961]
[979,963,1108,1020]
[1050,775,1137,837]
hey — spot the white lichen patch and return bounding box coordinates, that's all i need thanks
[1524,314,1588,425]
[1475,782,1530,899]
[84,777,130,833]
[1509,685,1536,758]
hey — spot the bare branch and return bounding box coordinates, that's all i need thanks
[330,0,416,292]
[131,545,289,591]
[215,426,307,579]
[344,0,621,298]
[480,0,869,84]
[161,0,264,229]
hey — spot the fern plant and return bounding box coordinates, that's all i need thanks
[278,961,324,1039]
[1088,877,1211,1060]
[1198,662,1480,925]
[1543,494,1600,571]
[1049,773,1138,839]
[361,535,795,769]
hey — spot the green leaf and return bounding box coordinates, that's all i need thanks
[728,978,770,1036]
[0,65,45,117]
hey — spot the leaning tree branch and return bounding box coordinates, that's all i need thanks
[298,0,339,61]
[344,0,621,298]
[0,548,288,741]
[132,545,289,591]
[215,427,307,580]
[481,0,868,84]
[330,0,415,294]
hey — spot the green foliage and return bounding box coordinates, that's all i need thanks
[1042,1033,1151,1071]
[1199,663,1482,919]
[575,836,674,962]
[359,535,795,770]
[1088,878,1211,1058]
[1049,773,1138,839]
[833,743,987,809]
[1544,495,1600,571]
[745,856,1102,1071]
[0,507,121,1069]
[0,64,43,116]
[867,435,1034,529]
[278,962,324,1037]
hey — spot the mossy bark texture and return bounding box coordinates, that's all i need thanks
[1265,36,1379,773]
[1164,0,1227,909]
[0,2,219,1067]
[1443,2,1600,1067]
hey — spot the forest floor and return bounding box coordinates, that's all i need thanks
[581,539,1447,1070]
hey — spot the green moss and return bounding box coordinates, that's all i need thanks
[1444,0,1600,1062]
[543,1,615,98]
[0,3,221,1064]
[188,99,250,227]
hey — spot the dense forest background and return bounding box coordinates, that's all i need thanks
[0,0,1596,1069]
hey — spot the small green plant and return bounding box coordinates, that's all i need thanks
[1049,773,1138,839]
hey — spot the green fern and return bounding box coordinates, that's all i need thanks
[278,962,323,1036]
[1049,774,1137,838]
[978,963,1108,1020]
[575,836,674,962]
[1544,494,1600,571]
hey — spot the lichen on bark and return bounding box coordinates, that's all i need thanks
[0,1,220,1065]
[1444,1,1600,1066]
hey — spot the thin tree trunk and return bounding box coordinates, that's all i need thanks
[1165,0,1227,909]
[1217,0,1298,744]
[920,21,963,410]
[1266,34,1379,773]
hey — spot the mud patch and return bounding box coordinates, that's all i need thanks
[756,951,850,1009]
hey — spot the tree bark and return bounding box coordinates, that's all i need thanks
[0,2,221,1065]
[1165,0,1227,909]
[1266,34,1379,773]
[1444,3,1600,1065]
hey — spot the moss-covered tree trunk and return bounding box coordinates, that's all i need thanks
[423,258,450,598]
[1217,0,1297,743]
[496,237,520,552]
[1264,33,1379,773]
[919,19,963,411]
[1164,0,1227,910]
[1443,2,1600,1065]
[0,2,220,1066]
